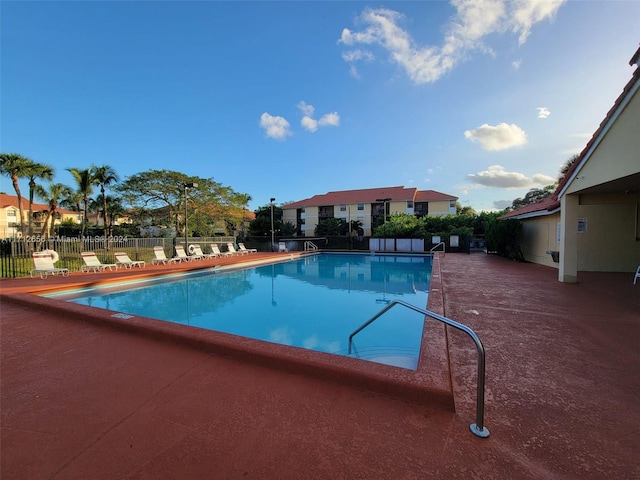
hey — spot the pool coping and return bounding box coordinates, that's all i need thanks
[1,251,455,411]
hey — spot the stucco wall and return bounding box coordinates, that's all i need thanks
[520,213,560,268]
[576,194,640,272]
[428,200,454,215]
[566,86,639,195]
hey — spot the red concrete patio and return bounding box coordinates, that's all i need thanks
[2,252,639,479]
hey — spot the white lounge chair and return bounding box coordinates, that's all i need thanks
[634,265,640,285]
[227,243,247,255]
[278,242,288,252]
[238,243,257,254]
[175,245,203,261]
[114,252,146,269]
[81,252,118,272]
[151,246,181,265]
[189,244,215,259]
[30,251,70,279]
[211,244,233,257]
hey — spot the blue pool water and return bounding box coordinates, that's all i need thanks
[49,253,432,369]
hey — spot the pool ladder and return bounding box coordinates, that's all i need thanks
[430,242,446,255]
[304,241,319,252]
[348,299,490,438]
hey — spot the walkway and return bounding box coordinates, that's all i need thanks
[1,253,639,479]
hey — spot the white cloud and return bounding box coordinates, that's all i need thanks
[511,0,565,45]
[493,199,512,209]
[466,164,555,188]
[301,116,318,132]
[318,112,340,127]
[298,102,340,132]
[260,112,292,140]
[341,49,375,62]
[537,107,550,118]
[464,123,527,151]
[269,327,293,345]
[512,59,522,69]
[297,101,315,117]
[339,1,565,84]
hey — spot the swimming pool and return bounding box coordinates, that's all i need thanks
[48,253,433,369]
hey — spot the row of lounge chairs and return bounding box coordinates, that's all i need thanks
[29,243,259,279]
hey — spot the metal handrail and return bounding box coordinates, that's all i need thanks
[430,242,446,255]
[348,299,490,438]
[304,241,319,251]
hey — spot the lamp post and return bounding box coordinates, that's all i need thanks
[270,197,276,252]
[375,197,391,225]
[183,182,198,248]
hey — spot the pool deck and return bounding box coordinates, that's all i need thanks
[2,252,639,479]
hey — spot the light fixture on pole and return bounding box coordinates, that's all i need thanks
[270,197,276,252]
[375,197,391,224]
[183,182,198,247]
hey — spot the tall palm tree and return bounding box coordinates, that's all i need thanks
[93,165,119,237]
[0,153,34,238]
[26,163,55,236]
[60,191,84,236]
[34,183,73,237]
[67,167,97,237]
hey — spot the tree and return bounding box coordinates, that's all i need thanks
[102,195,126,235]
[93,165,120,237]
[510,185,555,210]
[34,182,73,237]
[373,213,424,238]
[116,170,249,237]
[67,167,97,237]
[485,217,523,260]
[26,163,54,236]
[458,205,476,216]
[236,193,253,238]
[314,217,348,236]
[249,204,283,236]
[558,154,579,183]
[0,153,34,238]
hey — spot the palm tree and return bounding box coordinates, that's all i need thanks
[93,165,119,237]
[103,195,126,235]
[26,163,55,236]
[60,191,85,236]
[34,183,73,237]
[0,153,34,238]
[67,167,97,237]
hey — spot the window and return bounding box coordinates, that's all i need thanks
[449,200,456,208]
[407,201,413,209]
[357,203,364,211]
[7,209,16,218]
[339,204,346,212]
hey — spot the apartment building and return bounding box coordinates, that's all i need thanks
[0,193,81,238]
[282,186,457,237]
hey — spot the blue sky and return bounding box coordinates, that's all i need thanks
[2,1,638,212]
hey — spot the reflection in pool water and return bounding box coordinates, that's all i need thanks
[51,253,432,369]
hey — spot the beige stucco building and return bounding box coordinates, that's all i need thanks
[0,193,81,238]
[282,186,457,237]
[502,46,640,282]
